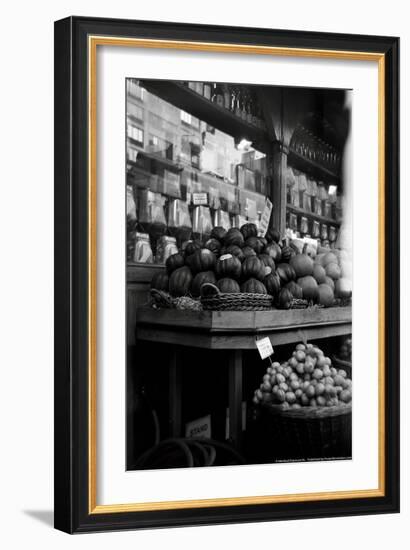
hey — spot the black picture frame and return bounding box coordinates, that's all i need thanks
[54,16,400,533]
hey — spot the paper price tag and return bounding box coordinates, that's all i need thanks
[256,337,274,360]
[192,192,208,205]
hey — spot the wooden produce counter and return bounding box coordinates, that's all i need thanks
[135,307,352,449]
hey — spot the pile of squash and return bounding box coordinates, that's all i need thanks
[151,224,352,309]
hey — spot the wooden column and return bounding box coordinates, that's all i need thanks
[228,349,243,449]
[169,348,182,437]
[271,142,288,239]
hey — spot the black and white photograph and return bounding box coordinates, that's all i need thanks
[126,79,353,470]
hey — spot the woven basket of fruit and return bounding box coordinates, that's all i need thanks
[253,341,352,461]
[200,283,274,311]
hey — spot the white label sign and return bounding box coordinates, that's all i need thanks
[185,414,211,439]
[192,192,208,205]
[256,337,274,360]
[258,198,273,237]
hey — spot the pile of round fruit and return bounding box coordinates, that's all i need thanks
[253,342,352,409]
[151,223,352,309]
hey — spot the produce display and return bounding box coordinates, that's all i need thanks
[253,342,352,409]
[150,222,352,309]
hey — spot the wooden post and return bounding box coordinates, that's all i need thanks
[169,348,182,438]
[228,349,243,449]
[271,142,288,238]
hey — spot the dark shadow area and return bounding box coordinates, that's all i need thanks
[23,510,54,527]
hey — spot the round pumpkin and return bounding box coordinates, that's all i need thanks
[217,278,240,293]
[323,276,335,291]
[289,253,314,278]
[312,264,327,284]
[241,278,268,294]
[281,245,296,263]
[321,251,339,267]
[334,277,352,299]
[241,246,257,259]
[276,263,297,284]
[264,272,281,296]
[241,256,265,281]
[183,240,202,257]
[245,237,265,254]
[204,238,222,255]
[240,222,258,240]
[266,227,281,243]
[150,271,169,292]
[297,275,319,301]
[325,262,342,280]
[225,245,245,262]
[191,271,216,297]
[277,288,293,309]
[187,248,216,274]
[210,226,227,242]
[259,254,276,271]
[224,228,245,247]
[169,266,193,297]
[285,281,303,299]
[166,253,185,275]
[317,283,335,307]
[264,242,282,262]
[215,254,242,280]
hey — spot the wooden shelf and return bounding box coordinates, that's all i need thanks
[140,81,272,154]
[287,149,340,185]
[286,204,341,227]
[135,306,352,349]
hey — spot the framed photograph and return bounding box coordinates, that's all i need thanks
[54,16,399,533]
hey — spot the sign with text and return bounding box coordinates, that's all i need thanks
[256,337,274,360]
[185,414,211,439]
[258,198,273,237]
[192,192,208,205]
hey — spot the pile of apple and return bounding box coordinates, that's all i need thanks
[253,342,352,409]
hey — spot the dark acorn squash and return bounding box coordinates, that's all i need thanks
[241,246,257,259]
[225,245,245,262]
[184,240,202,257]
[281,245,296,263]
[276,262,297,284]
[241,256,266,281]
[188,248,216,274]
[215,254,242,280]
[169,266,193,297]
[224,228,245,247]
[264,242,282,262]
[204,238,222,255]
[217,278,240,293]
[277,288,293,309]
[150,271,169,292]
[259,254,276,271]
[265,227,281,243]
[241,278,268,294]
[240,222,258,240]
[210,226,227,242]
[191,271,216,297]
[245,237,265,254]
[264,272,281,296]
[165,253,185,275]
[285,280,303,299]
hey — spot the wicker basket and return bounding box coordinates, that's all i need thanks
[259,403,352,461]
[200,283,273,311]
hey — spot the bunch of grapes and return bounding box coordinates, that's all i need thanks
[253,343,352,409]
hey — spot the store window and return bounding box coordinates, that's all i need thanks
[127,79,145,101]
[180,110,199,128]
[127,124,144,147]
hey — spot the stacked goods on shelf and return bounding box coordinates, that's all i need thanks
[252,342,352,409]
[150,222,352,310]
